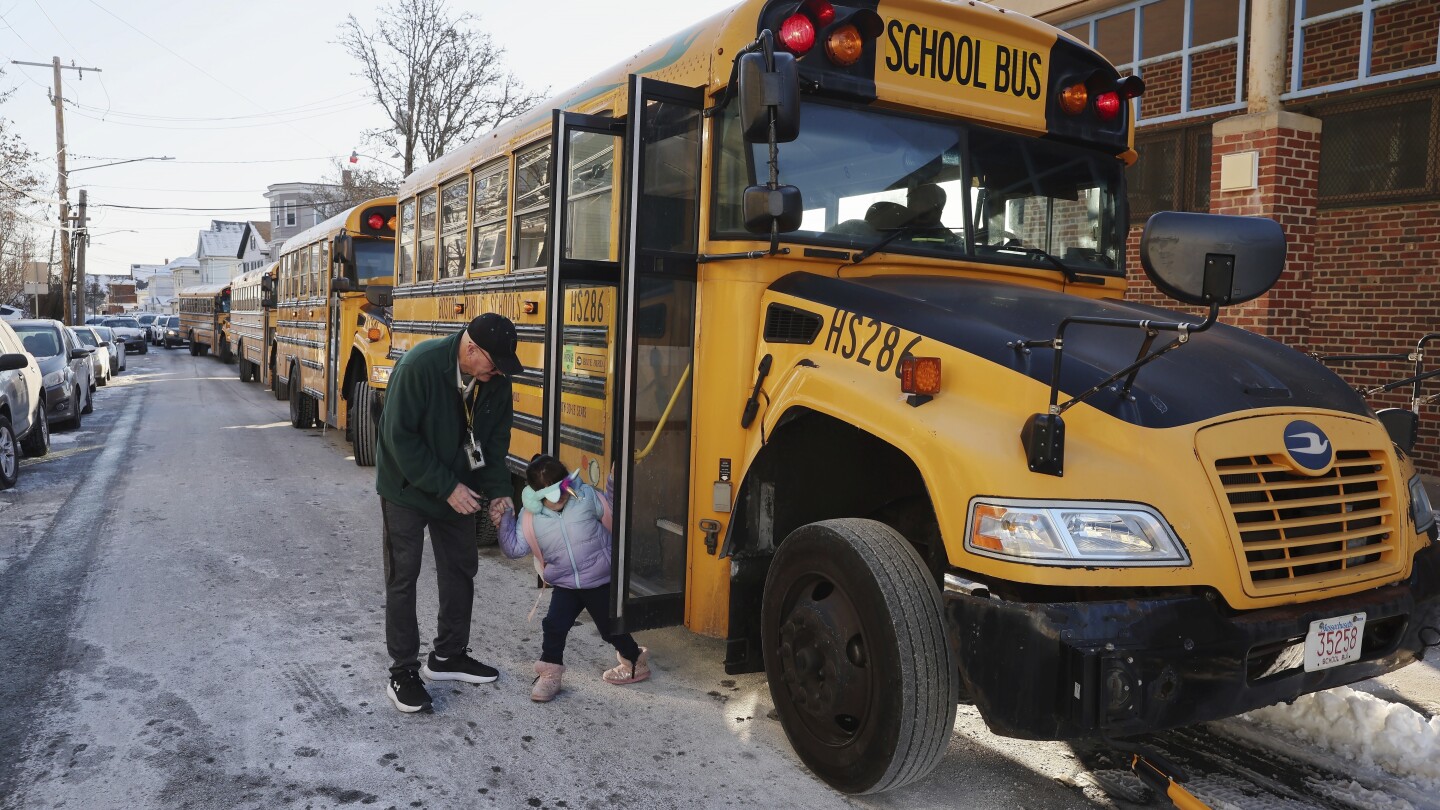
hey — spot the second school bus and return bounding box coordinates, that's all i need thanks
[273,198,397,466]
[177,283,230,359]
[227,263,277,387]
[387,0,1439,794]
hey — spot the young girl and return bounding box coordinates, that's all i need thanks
[491,455,650,702]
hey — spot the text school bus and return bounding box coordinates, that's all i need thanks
[177,283,231,359]
[273,197,398,466]
[391,0,1440,794]
[227,263,278,387]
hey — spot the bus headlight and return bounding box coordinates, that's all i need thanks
[1408,474,1435,532]
[966,499,1189,566]
[370,365,392,385]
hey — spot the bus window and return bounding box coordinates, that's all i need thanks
[318,241,330,291]
[298,247,310,298]
[440,177,469,278]
[564,130,616,262]
[514,142,550,271]
[471,159,508,272]
[638,99,701,254]
[398,198,416,284]
[417,189,438,282]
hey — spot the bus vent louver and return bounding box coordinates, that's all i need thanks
[1215,450,1397,593]
[764,304,823,344]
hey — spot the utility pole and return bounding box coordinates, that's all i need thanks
[11,57,103,324]
[75,189,88,323]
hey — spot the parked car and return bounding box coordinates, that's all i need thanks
[136,313,159,335]
[101,316,149,354]
[160,316,186,349]
[0,303,25,321]
[71,326,115,385]
[93,325,126,373]
[0,318,48,489]
[147,315,169,345]
[9,319,93,430]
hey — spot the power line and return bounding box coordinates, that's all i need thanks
[64,100,372,130]
[65,91,367,123]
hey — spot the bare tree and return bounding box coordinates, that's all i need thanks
[338,0,545,176]
[0,73,44,310]
[298,160,401,221]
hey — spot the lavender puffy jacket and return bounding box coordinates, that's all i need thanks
[496,482,613,590]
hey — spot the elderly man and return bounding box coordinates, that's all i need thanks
[376,312,522,713]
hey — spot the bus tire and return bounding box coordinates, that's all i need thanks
[273,366,288,401]
[288,364,316,429]
[218,337,232,364]
[238,345,252,382]
[351,379,377,467]
[188,335,200,356]
[761,518,957,795]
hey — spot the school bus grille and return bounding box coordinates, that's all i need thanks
[1214,449,1398,594]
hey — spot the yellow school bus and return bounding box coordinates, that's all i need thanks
[177,283,230,359]
[273,197,397,465]
[228,263,277,387]
[391,0,1440,793]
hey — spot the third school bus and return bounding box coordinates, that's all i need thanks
[389,0,1440,794]
[228,262,277,386]
[273,198,397,465]
[177,282,231,359]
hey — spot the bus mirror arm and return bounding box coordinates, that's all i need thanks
[1016,302,1219,477]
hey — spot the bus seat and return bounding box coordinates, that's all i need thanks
[864,201,909,230]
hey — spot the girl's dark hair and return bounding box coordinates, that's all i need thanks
[526,454,567,489]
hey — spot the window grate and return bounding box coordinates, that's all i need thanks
[764,304,822,344]
[1317,92,1439,206]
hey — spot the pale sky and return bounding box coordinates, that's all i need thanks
[0,0,736,276]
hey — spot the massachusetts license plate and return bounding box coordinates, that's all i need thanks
[1303,612,1366,672]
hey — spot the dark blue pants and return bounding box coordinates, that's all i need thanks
[540,584,641,666]
[381,498,478,677]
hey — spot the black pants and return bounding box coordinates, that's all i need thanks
[540,584,641,667]
[382,497,477,677]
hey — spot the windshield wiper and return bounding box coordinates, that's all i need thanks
[850,224,960,266]
[994,245,1104,285]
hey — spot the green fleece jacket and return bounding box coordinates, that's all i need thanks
[375,330,513,518]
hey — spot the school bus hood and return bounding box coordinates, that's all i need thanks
[769,272,1369,429]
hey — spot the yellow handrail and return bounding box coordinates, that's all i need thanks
[634,364,692,462]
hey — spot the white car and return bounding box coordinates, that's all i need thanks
[100,316,149,354]
[0,318,48,488]
[72,326,117,385]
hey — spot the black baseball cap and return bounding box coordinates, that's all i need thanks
[466,313,523,376]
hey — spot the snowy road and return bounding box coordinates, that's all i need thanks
[0,347,1438,809]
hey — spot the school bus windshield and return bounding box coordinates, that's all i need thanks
[354,240,394,285]
[714,100,1125,276]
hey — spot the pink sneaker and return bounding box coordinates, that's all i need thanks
[531,661,564,702]
[602,647,650,685]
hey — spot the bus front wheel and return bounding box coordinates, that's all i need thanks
[761,518,958,794]
[238,345,253,382]
[351,379,377,467]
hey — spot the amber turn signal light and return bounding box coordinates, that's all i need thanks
[899,356,941,396]
[825,24,865,66]
[1059,83,1088,115]
[367,327,382,342]
[453,302,466,315]
[523,300,538,315]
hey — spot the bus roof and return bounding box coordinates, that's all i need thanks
[398,0,1108,198]
[278,195,397,257]
[178,282,230,296]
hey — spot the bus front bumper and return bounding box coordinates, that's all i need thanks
[945,542,1440,741]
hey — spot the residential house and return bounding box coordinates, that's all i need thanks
[196,221,247,284]
[238,220,271,273]
[265,182,343,245]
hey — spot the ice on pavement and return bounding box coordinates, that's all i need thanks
[1241,686,1440,784]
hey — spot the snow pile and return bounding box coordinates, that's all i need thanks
[1242,686,1440,782]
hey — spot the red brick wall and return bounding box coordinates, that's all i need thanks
[1142,57,1183,118]
[1296,15,1363,90]
[1372,0,1440,75]
[1190,46,1240,111]
[1311,202,1440,472]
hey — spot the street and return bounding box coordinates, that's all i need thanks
[1,348,1438,809]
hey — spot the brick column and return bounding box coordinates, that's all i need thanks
[1209,111,1322,349]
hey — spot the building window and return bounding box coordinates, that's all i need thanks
[1316,90,1439,207]
[1127,124,1212,221]
[284,202,296,227]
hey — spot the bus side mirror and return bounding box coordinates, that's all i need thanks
[332,276,354,294]
[333,233,356,272]
[365,285,393,308]
[737,50,799,143]
[743,184,803,234]
[1140,212,1286,306]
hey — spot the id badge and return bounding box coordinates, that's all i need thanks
[465,437,486,471]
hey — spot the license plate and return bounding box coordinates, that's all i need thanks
[1303,612,1366,672]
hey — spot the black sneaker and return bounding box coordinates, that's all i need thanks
[420,649,498,684]
[387,670,432,713]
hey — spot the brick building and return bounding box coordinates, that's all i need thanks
[1001,0,1440,472]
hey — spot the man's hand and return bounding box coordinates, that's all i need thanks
[487,497,513,525]
[447,483,482,515]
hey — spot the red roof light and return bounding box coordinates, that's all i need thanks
[1095,91,1121,121]
[779,13,816,54]
[367,213,386,230]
